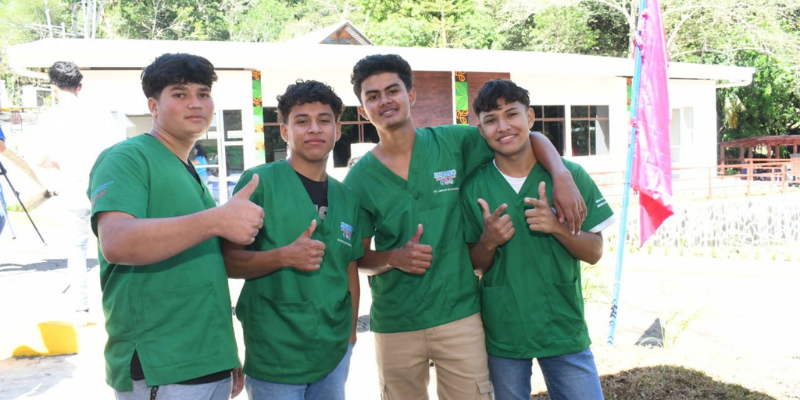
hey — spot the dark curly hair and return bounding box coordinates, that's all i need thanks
[141,53,217,99]
[350,54,413,103]
[277,79,344,124]
[48,61,83,89]
[473,79,531,117]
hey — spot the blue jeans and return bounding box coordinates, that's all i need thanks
[245,343,354,400]
[488,347,603,400]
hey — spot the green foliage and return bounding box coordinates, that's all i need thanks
[716,52,800,141]
[102,0,229,40]
[359,0,499,48]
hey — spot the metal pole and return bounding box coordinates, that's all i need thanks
[608,0,648,346]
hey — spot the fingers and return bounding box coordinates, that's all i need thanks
[537,182,549,206]
[301,219,317,238]
[233,174,259,199]
[477,198,490,218]
[491,203,508,220]
[410,224,423,243]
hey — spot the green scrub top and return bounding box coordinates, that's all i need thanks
[461,159,615,359]
[87,135,239,391]
[344,125,494,333]
[234,161,364,384]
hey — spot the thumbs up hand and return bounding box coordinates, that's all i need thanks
[284,220,326,271]
[477,198,515,250]
[389,224,433,275]
[217,174,265,245]
[523,182,561,234]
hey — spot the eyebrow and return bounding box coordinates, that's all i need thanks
[364,83,401,96]
[168,84,211,92]
[292,112,334,119]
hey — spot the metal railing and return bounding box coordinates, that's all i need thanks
[589,159,799,205]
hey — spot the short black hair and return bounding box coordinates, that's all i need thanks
[141,53,217,99]
[473,79,531,117]
[48,61,83,89]
[350,54,413,103]
[277,79,344,124]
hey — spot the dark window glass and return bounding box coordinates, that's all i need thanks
[543,121,565,156]
[571,106,589,118]
[334,124,359,167]
[263,125,286,162]
[340,107,359,122]
[223,110,243,141]
[264,107,279,123]
[544,106,564,119]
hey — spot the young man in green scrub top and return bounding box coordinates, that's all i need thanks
[343,54,587,400]
[88,53,264,399]
[462,79,615,400]
[222,80,362,400]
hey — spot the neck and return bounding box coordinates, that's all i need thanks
[373,120,416,157]
[494,146,537,178]
[287,156,328,182]
[148,128,195,161]
[56,90,79,104]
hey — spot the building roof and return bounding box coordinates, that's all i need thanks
[287,20,373,45]
[8,38,753,86]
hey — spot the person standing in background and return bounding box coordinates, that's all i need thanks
[35,61,113,319]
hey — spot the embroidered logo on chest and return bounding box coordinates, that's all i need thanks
[433,169,457,186]
[340,222,354,240]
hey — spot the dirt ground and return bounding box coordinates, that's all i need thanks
[1,205,799,399]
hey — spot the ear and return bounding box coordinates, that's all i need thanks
[76,83,83,93]
[334,122,342,142]
[477,123,486,139]
[408,87,417,107]
[279,123,289,142]
[357,106,369,121]
[148,97,158,118]
[526,106,535,130]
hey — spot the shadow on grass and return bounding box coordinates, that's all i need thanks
[532,365,776,400]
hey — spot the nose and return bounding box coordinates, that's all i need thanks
[498,117,511,131]
[188,94,202,109]
[309,120,322,133]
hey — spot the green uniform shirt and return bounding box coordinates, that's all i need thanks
[344,125,494,333]
[461,159,614,359]
[87,135,239,391]
[234,161,364,384]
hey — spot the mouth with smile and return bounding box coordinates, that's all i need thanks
[497,133,517,144]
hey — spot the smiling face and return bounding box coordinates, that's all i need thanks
[281,101,341,165]
[148,82,214,143]
[477,98,535,159]
[357,72,416,133]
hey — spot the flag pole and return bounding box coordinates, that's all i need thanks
[608,0,648,346]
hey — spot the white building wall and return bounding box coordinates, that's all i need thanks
[509,73,628,173]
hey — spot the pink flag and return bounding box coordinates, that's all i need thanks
[630,0,673,246]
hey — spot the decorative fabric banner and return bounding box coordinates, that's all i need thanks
[454,71,468,124]
[630,0,674,246]
[252,70,266,164]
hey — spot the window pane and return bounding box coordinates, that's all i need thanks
[571,121,590,156]
[334,124,359,167]
[543,121,565,156]
[264,107,279,123]
[530,106,544,118]
[341,107,359,122]
[571,106,589,118]
[223,110,244,141]
[363,123,379,143]
[263,125,286,162]
[543,106,564,119]
[591,105,609,118]
[225,145,244,176]
[594,120,610,155]
[532,121,543,133]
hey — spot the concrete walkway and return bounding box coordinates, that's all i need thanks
[1,200,798,399]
